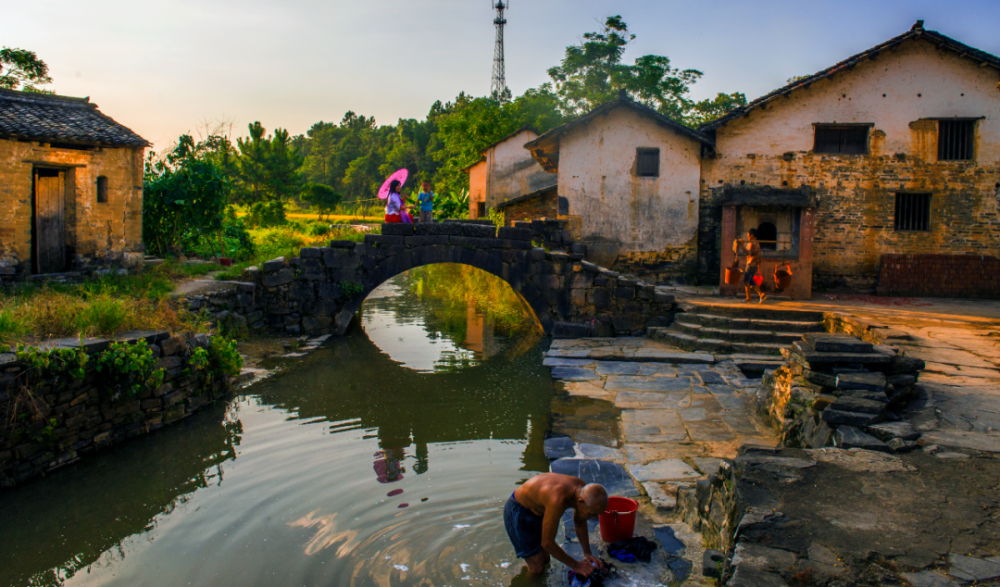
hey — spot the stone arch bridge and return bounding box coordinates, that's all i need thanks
[189,221,676,338]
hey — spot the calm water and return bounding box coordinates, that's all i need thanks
[0,266,556,587]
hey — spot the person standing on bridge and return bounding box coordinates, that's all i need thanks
[735,228,767,304]
[385,180,404,223]
[417,181,435,223]
[504,472,608,579]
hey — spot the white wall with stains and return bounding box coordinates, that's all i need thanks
[556,107,702,253]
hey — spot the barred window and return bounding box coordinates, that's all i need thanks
[636,148,660,177]
[938,120,976,161]
[894,193,931,231]
[814,125,869,154]
[477,201,486,218]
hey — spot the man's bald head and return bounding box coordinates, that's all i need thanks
[578,483,608,517]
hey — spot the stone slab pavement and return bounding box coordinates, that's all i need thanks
[545,338,777,518]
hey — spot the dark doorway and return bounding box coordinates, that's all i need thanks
[757,221,777,251]
[32,168,67,274]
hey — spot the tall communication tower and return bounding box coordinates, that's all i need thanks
[491,0,509,101]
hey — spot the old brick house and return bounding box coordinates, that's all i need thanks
[524,95,713,279]
[463,126,556,220]
[698,20,1000,297]
[509,21,999,298]
[0,89,148,277]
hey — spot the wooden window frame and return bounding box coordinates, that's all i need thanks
[636,148,660,178]
[894,193,932,232]
[812,123,872,155]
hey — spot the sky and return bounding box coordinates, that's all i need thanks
[5,0,1000,150]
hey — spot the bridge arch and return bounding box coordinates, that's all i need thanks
[246,222,676,339]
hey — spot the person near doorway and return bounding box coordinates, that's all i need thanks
[735,228,767,304]
[384,180,403,223]
[417,181,435,223]
[504,472,608,578]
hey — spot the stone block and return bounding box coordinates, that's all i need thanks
[820,408,879,427]
[462,224,495,238]
[329,240,356,249]
[867,421,921,441]
[614,286,635,300]
[381,223,415,236]
[498,226,532,241]
[553,322,593,338]
[299,247,322,259]
[803,369,838,388]
[829,395,885,414]
[834,426,890,452]
[262,268,294,287]
[262,258,286,273]
[160,336,188,357]
[835,371,886,392]
[533,274,560,290]
[885,355,926,374]
[364,234,405,246]
[803,333,873,353]
[404,235,450,247]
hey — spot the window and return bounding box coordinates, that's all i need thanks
[938,120,976,161]
[894,193,931,231]
[636,148,660,177]
[814,125,869,154]
[477,201,486,218]
[96,176,108,203]
[756,222,777,251]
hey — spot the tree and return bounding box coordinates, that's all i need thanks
[234,122,303,226]
[547,16,702,118]
[301,183,343,220]
[0,48,52,93]
[689,91,748,126]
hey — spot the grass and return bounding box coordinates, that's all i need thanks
[0,261,215,344]
[215,221,378,281]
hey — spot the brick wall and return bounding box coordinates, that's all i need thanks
[0,139,145,276]
[877,253,1000,299]
[501,191,557,226]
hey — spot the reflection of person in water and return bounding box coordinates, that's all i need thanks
[373,447,406,483]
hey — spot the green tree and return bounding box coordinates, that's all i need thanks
[689,91,748,126]
[0,48,52,93]
[234,122,303,226]
[301,183,343,220]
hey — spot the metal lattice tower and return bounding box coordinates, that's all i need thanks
[491,1,509,101]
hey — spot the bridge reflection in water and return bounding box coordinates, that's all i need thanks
[0,263,554,587]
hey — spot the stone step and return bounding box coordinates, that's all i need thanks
[650,328,787,356]
[677,301,825,323]
[673,321,807,345]
[674,312,824,333]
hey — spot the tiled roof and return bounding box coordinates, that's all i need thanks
[525,94,713,173]
[699,21,1000,132]
[0,88,149,147]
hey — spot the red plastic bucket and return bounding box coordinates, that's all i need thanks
[599,496,638,543]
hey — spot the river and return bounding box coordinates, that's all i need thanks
[0,265,559,587]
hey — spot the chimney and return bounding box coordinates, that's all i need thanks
[911,20,924,32]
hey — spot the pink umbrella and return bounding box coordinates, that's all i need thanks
[378,168,409,200]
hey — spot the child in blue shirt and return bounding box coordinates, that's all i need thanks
[417,181,434,223]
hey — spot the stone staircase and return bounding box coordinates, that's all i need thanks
[648,301,827,375]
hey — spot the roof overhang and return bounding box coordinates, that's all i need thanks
[722,185,816,208]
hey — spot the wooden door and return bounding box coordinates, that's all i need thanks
[34,169,66,274]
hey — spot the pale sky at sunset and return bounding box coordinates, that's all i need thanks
[6,0,999,150]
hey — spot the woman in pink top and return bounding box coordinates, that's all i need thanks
[384,180,403,223]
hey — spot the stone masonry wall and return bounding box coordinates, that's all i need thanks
[0,139,145,276]
[0,331,232,488]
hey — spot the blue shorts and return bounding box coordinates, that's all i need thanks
[504,494,544,559]
[743,265,759,286]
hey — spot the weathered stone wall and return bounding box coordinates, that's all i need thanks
[0,139,145,276]
[699,39,1000,289]
[0,331,232,488]
[233,221,675,337]
[501,190,558,227]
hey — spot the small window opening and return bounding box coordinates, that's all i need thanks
[894,193,931,231]
[756,222,777,251]
[937,120,975,161]
[476,201,486,218]
[814,125,869,154]
[636,148,660,177]
[96,176,108,204]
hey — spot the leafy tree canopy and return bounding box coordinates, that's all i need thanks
[0,47,52,93]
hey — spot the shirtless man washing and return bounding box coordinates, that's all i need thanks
[504,473,609,578]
